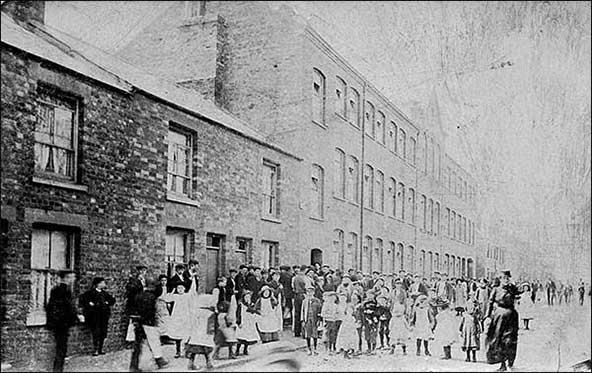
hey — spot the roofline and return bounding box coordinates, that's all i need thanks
[305,25,420,133]
[1,33,302,162]
[305,24,479,180]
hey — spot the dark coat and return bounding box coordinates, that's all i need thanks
[131,290,157,326]
[225,277,236,301]
[125,276,144,313]
[279,272,294,299]
[46,283,78,331]
[79,289,115,327]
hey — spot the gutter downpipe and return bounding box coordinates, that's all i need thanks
[359,83,367,271]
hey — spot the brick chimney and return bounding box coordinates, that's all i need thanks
[2,0,45,26]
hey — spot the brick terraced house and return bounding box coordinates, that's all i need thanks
[1,1,302,368]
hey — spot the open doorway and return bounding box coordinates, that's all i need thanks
[310,248,323,267]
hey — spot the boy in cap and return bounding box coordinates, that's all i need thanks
[302,285,322,355]
[376,295,392,350]
[362,290,379,353]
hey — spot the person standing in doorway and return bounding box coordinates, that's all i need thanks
[46,270,82,372]
[79,277,116,356]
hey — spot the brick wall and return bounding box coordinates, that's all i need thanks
[117,0,478,271]
[0,42,301,369]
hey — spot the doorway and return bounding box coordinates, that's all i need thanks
[311,248,323,267]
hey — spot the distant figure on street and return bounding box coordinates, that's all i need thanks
[545,278,556,306]
[578,280,586,306]
[79,277,116,356]
[46,270,81,372]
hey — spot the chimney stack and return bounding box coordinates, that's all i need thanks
[2,0,45,26]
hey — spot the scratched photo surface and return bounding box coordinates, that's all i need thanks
[1,1,590,372]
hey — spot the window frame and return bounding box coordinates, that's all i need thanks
[335,76,347,119]
[348,87,361,128]
[34,86,80,184]
[311,163,325,219]
[167,124,195,199]
[334,148,346,199]
[262,160,280,220]
[312,68,326,126]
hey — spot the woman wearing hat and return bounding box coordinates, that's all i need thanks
[255,285,280,343]
[485,270,521,371]
[235,291,260,356]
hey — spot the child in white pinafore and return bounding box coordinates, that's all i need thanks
[433,299,457,360]
[410,295,436,356]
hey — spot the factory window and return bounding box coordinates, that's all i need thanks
[397,182,406,220]
[349,88,360,127]
[364,164,374,209]
[377,111,386,145]
[365,101,375,138]
[398,128,406,159]
[334,148,346,199]
[388,177,397,217]
[376,170,384,213]
[408,188,416,224]
[335,76,347,118]
[312,68,326,125]
[311,164,325,219]
[347,156,359,203]
[409,137,416,166]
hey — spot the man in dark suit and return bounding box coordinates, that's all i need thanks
[168,264,186,292]
[279,265,294,326]
[46,270,81,372]
[125,265,147,315]
[226,268,237,302]
[183,260,200,292]
[234,264,248,301]
[80,277,116,355]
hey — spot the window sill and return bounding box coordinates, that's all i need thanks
[375,211,385,216]
[166,193,200,207]
[335,112,348,122]
[261,216,282,224]
[311,120,327,130]
[365,133,375,141]
[333,195,347,202]
[348,121,360,130]
[364,207,374,212]
[26,312,46,326]
[348,201,360,208]
[32,176,88,192]
[309,216,325,222]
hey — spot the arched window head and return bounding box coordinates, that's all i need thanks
[312,69,326,125]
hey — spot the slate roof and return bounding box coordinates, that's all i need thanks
[1,13,300,159]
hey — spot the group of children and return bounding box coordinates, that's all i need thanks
[154,275,282,370]
[300,275,485,362]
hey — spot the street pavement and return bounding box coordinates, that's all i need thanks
[6,298,590,372]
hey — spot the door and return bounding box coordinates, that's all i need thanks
[205,249,219,293]
[311,248,323,266]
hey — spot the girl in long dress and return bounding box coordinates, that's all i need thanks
[460,300,482,362]
[155,275,171,341]
[164,279,194,358]
[410,295,436,356]
[433,300,457,360]
[185,279,218,370]
[517,283,535,330]
[389,280,409,355]
[236,291,260,356]
[255,285,280,343]
[302,285,322,355]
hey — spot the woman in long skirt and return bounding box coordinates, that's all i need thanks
[255,286,280,343]
[155,275,171,340]
[485,270,521,371]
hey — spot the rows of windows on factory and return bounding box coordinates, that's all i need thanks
[313,69,476,202]
[331,228,472,276]
[331,148,473,243]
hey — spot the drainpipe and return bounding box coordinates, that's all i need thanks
[359,82,367,271]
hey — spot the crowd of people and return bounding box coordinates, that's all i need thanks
[43,262,591,372]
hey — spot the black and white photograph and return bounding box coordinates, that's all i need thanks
[1,1,590,372]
